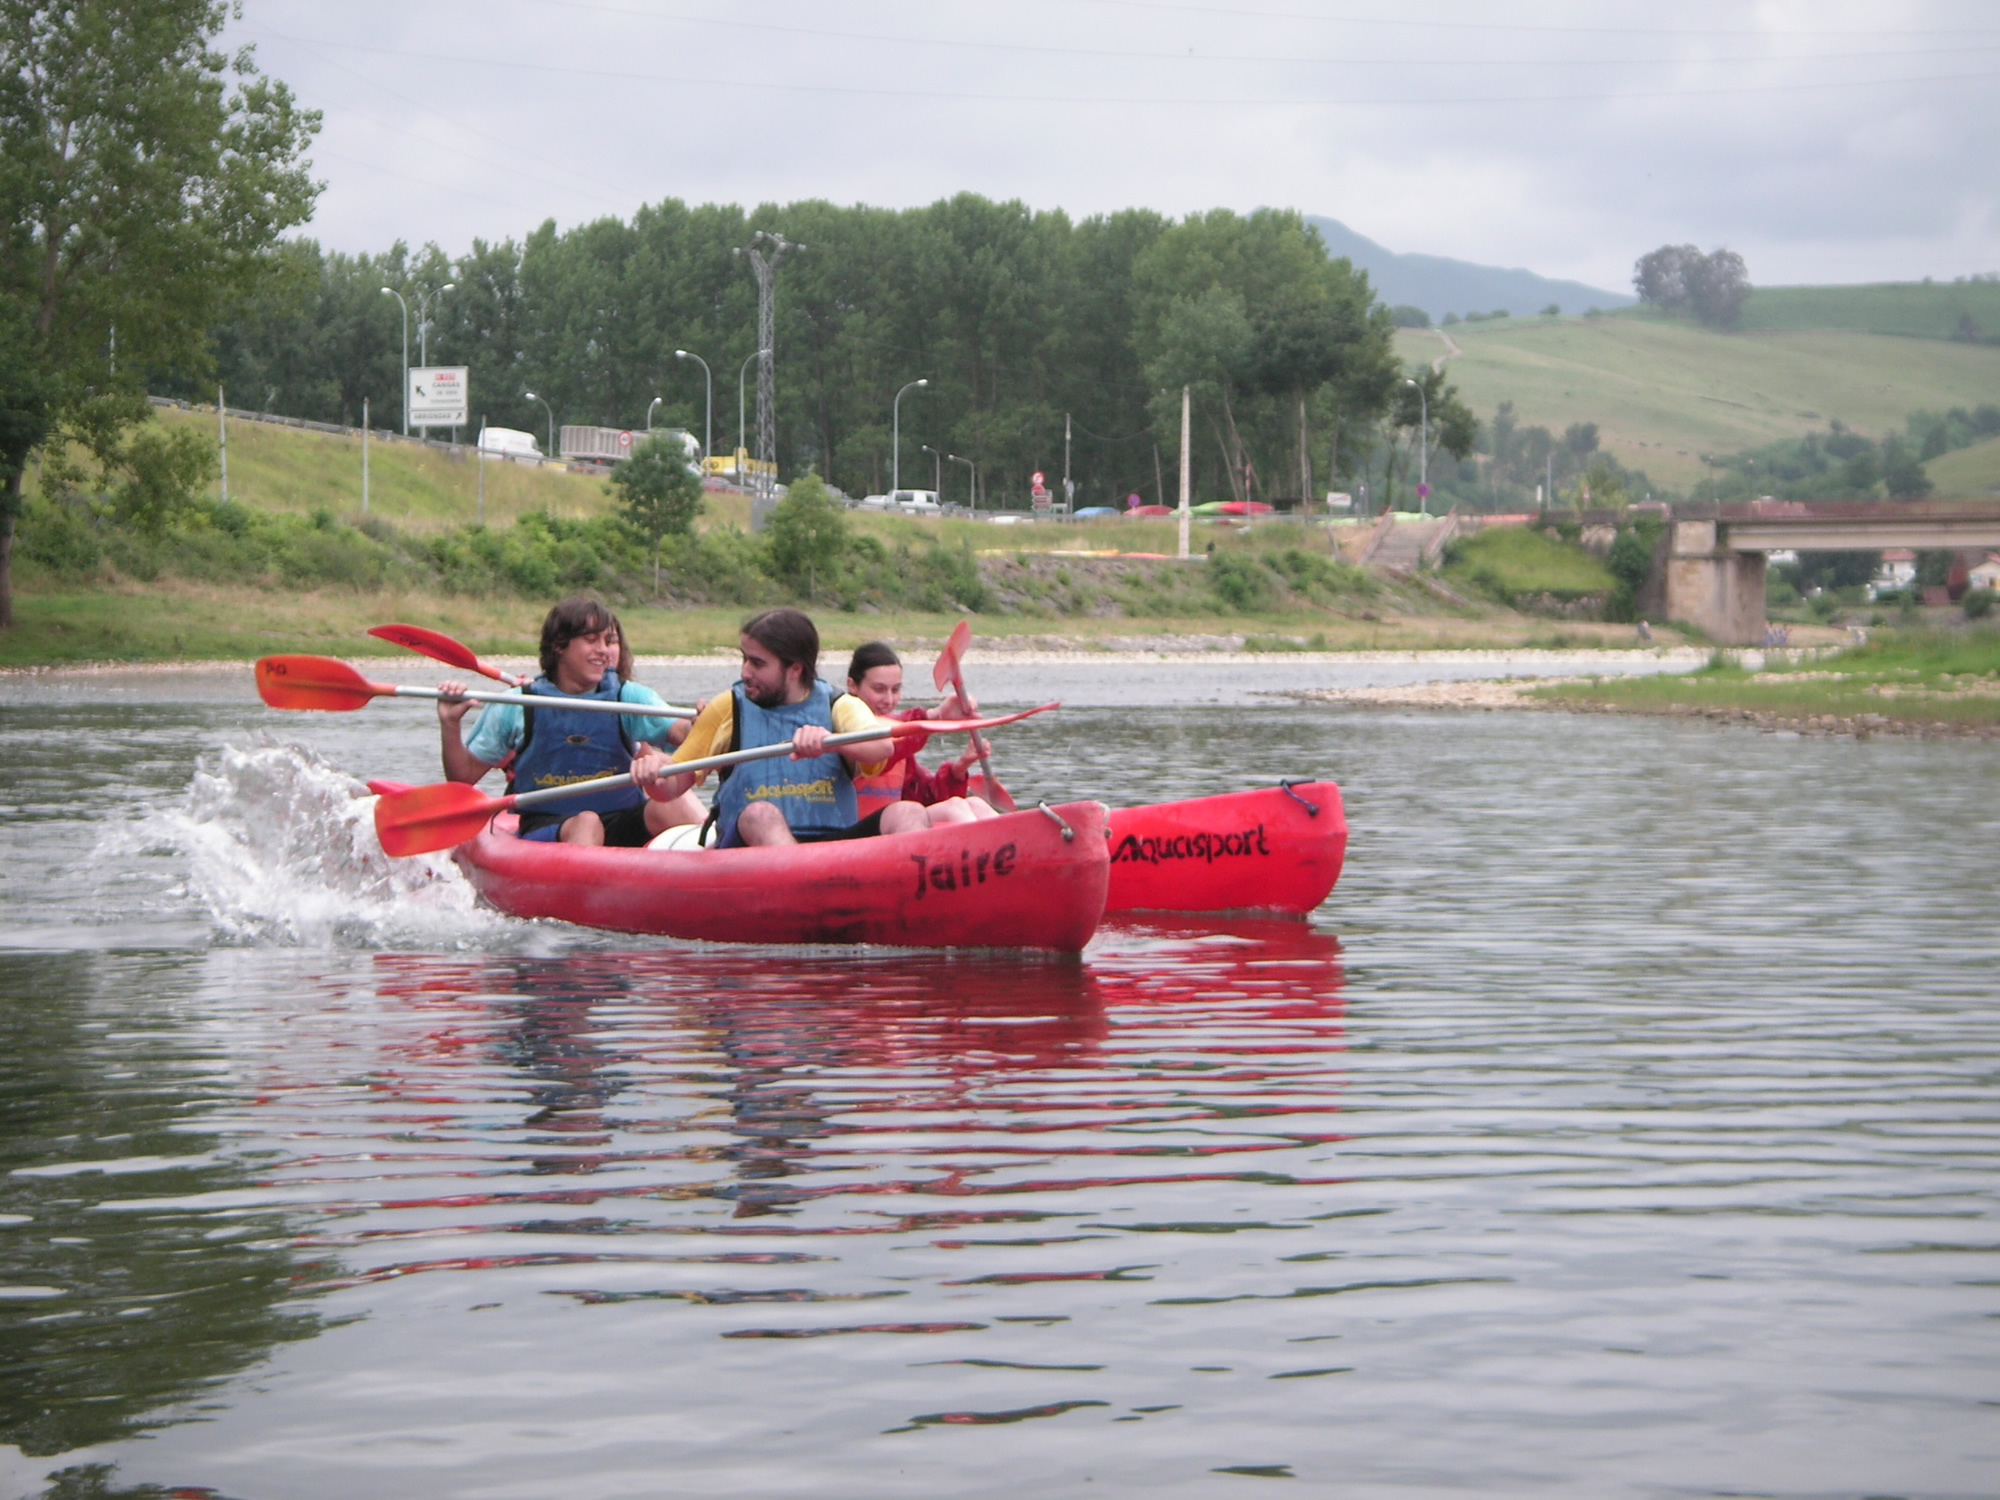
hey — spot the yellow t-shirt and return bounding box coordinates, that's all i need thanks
[673,690,892,781]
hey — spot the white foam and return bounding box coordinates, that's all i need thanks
[97,741,515,951]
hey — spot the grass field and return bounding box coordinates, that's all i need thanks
[1736,281,2000,340]
[1925,434,2000,499]
[1442,525,1616,602]
[33,405,623,531]
[0,576,1687,670]
[1537,630,2000,728]
[1400,317,2000,493]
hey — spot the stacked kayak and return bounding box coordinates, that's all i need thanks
[455,800,1111,952]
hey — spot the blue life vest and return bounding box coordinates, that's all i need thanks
[712,680,859,847]
[506,671,644,819]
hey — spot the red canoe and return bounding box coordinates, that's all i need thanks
[451,800,1110,951]
[1104,781,1346,916]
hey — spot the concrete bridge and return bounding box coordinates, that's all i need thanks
[1650,501,2000,644]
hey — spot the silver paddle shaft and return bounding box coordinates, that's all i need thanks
[399,684,694,720]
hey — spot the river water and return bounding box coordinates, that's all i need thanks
[0,658,1995,1499]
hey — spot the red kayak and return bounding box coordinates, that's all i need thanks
[451,800,1110,951]
[1104,781,1346,916]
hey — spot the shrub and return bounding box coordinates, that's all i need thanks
[1209,551,1272,610]
[1964,587,1996,620]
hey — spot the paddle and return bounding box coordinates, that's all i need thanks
[367,623,517,683]
[372,702,1061,857]
[933,620,1017,813]
[256,655,695,720]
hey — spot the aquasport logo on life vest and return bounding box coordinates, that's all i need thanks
[533,769,623,788]
[909,843,1017,899]
[1111,824,1270,865]
[743,778,839,807]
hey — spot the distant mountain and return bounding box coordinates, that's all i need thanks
[1306,216,1634,322]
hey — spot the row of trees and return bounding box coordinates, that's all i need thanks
[178,200,1476,519]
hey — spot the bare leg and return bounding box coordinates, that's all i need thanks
[559,811,607,846]
[878,803,932,835]
[733,801,797,846]
[963,796,999,820]
[644,789,707,837]
[923,797,979,826]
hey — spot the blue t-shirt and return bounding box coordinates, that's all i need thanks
[463,680,679,767]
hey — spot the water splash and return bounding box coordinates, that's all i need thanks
[101,740,511,950]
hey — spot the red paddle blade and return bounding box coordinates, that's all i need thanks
[368,623,508,682]
[933,619,973,692]
[365,779,414,798]
[256,655,388,712]
[374,781,508,858]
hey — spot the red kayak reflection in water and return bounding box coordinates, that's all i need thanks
[273,921,1345,1275]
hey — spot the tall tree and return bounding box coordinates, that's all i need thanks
[0,0,319,626]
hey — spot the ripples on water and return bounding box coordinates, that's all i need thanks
[1,676,1996,1498]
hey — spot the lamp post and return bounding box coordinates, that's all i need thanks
[947,453,977,519]
[736,349,764,480]
[920,444,942,497]
[646,396,663,432]
[892,378,928,493]
[380,287,409,435]
[523,391,554,460]
[674,349,712,463]
[1404,376,1429,518]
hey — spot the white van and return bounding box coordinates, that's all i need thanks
[478,426,542,462]
[890,489,940,515]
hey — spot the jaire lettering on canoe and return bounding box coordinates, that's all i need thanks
[910,843,1017,899]
[1109,824,1271,867]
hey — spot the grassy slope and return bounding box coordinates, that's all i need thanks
[1539,631,2000,728]
[1737,281,2000,339]
[42,405,623,530]
[1442,525,1616,599]
[1400,317,2000,493]
[1925,434,2000,499]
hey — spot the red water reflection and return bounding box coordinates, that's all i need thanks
[268,920,1345,1259]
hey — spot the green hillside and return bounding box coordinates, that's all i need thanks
[1400,318,2000,492]
[1926,434,2000,499]
[1735,280,2000,340]
[53,404,623,530]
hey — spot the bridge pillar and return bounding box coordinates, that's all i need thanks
[1664,520,1765,645]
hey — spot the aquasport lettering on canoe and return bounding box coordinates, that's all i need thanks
[1111,824,1271,866]
[910,843,1017,899]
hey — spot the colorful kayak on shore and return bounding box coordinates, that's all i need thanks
[452,800,1111,951]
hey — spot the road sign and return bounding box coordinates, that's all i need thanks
[1416,482,1430,501]
[618,430,634,451]
[409,367,468,427]
[1032,471,1045,488]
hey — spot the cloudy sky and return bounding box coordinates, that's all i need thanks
[225,0,2000,293]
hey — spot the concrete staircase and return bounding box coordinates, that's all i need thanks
[1364,517,1450,574]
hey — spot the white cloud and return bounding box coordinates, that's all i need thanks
[231,0,2000,288]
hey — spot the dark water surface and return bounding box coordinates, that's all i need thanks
[0,663,1995,1498]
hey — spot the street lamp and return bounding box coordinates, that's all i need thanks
[737,350,765,480]
[675,348,712,462]
[892,378,929,493]
[646,396,663,432]
[920,444,943,496]
[380,287,409,435]
[1404,376,1429,517]
[523,391,555,460]
[947,453,977,519]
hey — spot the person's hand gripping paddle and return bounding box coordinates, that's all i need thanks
[367,623,519,684]
[933,620,1017,813]
[371,703,1060,857]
